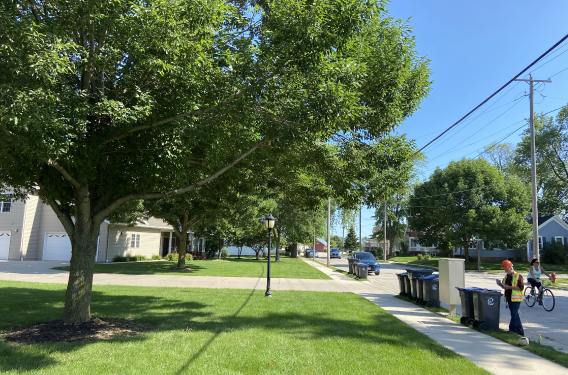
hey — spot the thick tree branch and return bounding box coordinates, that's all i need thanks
[38,185,75,237]
[45,159,81,189]
[94,137,274,223]
[548,145,568,184]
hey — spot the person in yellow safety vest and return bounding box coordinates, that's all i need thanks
[496,260,525,336]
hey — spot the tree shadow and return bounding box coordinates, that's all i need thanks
[1,283,474,373]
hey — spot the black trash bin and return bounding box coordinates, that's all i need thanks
[471,289,503,331]
[456,287,484,325]
[421,274,440,308]
[416,277,427,304]
[403,274,411,297]
[347,258,358,274]
[357,264,369,278]
[406,269,434,300]
[396,273,408,295]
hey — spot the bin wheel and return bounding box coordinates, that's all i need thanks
[468,318,475,326]
[460,316,466,324]
[426,301,434,308]
[479,322,490,331]
[375,271,380,275]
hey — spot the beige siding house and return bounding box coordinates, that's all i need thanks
[0,192,192,262]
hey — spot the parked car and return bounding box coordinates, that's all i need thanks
[330,248,341,259]
[352,251,380,275]
[305,249,319,258]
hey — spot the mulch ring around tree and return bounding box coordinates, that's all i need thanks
[1,317,150,345]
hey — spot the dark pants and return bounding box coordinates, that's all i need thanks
[508,301,524,335]
[527,278,542,289]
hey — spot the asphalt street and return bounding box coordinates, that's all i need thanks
[314,255,568,352]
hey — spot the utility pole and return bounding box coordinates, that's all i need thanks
[327,197,331,267]
[383,199,387,262]
[359,204,362,252]
[514,74,551,261]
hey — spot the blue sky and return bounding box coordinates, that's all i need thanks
[338,1,568,240]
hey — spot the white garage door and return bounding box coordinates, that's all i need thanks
[0,232,11,260]
[44,233,72,261]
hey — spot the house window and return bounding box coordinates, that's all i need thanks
[410,238,417,248]
[555,237,564,244]
[170,237,177,252]
[0,195,12,213]
[538,237,543,249]
[130,234,141,248]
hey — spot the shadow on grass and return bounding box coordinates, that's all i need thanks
[1,283,465,373]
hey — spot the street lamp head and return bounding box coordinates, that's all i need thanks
[264,213,277,230]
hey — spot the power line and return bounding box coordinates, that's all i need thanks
[417,33,568,154]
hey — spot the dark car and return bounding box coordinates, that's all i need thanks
[353,252,380,275]
[305,249,319,258]
[330,248,341,259]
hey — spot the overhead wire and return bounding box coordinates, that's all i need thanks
[417,33,568,154]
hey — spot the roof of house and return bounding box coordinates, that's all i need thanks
[316,238,328,246]
[538,215,555,226]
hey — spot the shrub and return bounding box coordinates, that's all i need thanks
[416,254,423,260]
[400,241,410,256]
[220,247,230,259]
[165,252,179,261]
[113,255,128,262]
[127,256,137,261]
[151,254,162,260]
[541,242,568,265]
[424,253,430,260]
[165,251,193,262]
[284,251,291,257]
[135,255,148,261]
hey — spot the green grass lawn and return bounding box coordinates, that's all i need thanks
[52,257,331,279]
[0,281,489,375]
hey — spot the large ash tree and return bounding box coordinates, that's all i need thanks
[408,158,532,262]
[0,0,430,323]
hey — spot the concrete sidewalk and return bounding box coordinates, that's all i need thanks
[0,260,566,375]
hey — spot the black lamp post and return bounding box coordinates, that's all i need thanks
[263,213,277,297]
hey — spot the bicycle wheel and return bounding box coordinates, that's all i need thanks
[542,288,555,312]
[524,287,535,307]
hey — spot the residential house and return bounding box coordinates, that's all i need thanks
[0,191,200,262]
[406,215,568,261]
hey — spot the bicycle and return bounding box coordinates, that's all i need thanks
[524,285,555,312]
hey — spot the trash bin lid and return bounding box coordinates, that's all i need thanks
[422,274,439,280]
[396,273,408,276]
[455,287,484,291]
[472,288,502,295]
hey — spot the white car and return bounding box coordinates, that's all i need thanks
[305,249,319,258]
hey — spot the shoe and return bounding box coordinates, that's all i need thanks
[505,331,517,334]
[538,301,543,305]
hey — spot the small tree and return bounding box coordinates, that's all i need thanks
[344,226,359,252]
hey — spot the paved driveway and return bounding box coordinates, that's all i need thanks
[315,257,568,352]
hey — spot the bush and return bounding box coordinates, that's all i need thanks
[151,254,162,260]
[165,252,179,261]
[127,256,137,261]
[416,254,423,260]
[113,255,128,262]
[165,251,193,262]
[220,247,230,259]
[541,242,568,265]
[284,251,291,257]
[424,253,430,260]
[135,255,148,261]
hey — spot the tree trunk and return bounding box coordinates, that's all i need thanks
[218,239,223,259]
[62,187,101,324]
[275,229,281,262]
[177,233,188,268]
[290,243,298,258]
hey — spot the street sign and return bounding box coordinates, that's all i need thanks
[473,239,483,241]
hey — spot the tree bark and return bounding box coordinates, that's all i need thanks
[62,185,101,324]
[290,243,298,258]
[275,229,281,262]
